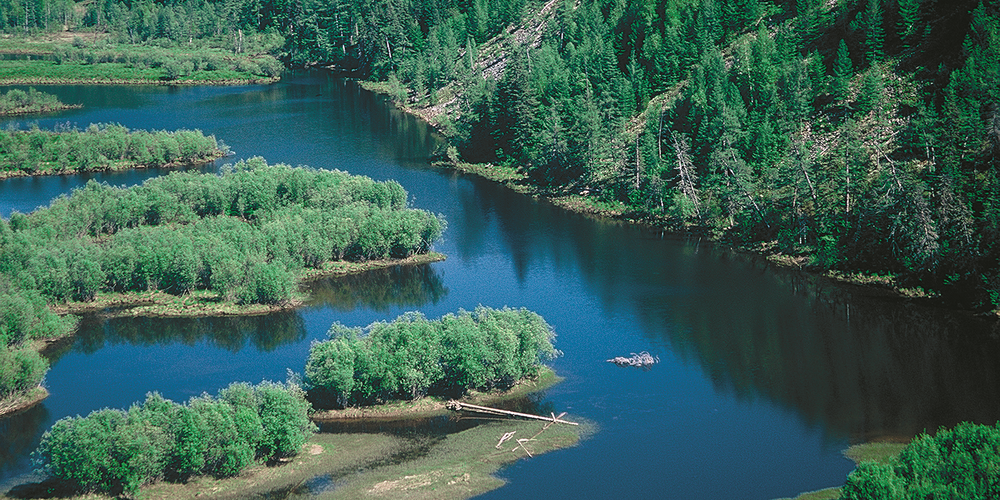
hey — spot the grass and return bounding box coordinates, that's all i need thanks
[0,386,48,418]
[3,369,585,500]
[0,59,278,85]
[323,417,591,500]
[311,365,562,421]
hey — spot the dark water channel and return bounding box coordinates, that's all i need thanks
[1,72,999,499]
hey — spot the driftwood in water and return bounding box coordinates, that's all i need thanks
[447,401,579,425]
[606,351,660,368]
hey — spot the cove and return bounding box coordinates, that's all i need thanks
[1,72,999,499]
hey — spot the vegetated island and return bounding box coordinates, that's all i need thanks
[0,159,446,416]
[12,308,585,500]
[0,34,283,85]
[0,123,227,179]
[0,87,81,116]
[778,422,1000,500]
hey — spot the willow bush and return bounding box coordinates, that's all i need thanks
[34,381,315,497]
[0,123,222,174]
[2,158,446,305]
[840,422,1000,500]
[305,306,560,408]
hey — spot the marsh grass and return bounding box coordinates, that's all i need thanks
[316,417,592,500]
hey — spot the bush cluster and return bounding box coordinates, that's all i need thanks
[0,123,222,174]
[34,381,316,497]
[841,422,1000,500]
[0,287,74,401]
[305,306,560,407]
[0,87,68,115]
[51,46,283,79]
[2,158,445,305]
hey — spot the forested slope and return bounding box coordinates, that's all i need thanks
[4,0,998,311]
[311,0,1000,313]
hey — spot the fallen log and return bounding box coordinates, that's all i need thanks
[447,401,579,425]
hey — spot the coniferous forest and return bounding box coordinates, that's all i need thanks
[4,0,999,309]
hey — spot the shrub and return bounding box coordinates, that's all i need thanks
[35,381,315,496]
[305,307,559,407]
[840,422,1000,500]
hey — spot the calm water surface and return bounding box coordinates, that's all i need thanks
[1,72,999,499]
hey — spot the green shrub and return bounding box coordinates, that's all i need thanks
[305,307,559,407]
[840,422,1000,500]
[35,381,315,496]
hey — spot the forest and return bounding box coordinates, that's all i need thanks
[3,0,997,311]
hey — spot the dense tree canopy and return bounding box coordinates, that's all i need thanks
[840,422,1000,500]
[305,306,560,407]
[35,381,315,497]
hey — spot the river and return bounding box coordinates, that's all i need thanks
[1,71,999,499]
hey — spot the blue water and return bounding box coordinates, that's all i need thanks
[2,72,999,499]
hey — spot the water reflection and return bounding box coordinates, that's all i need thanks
[453,173,1000,441]
[0,405,49,478]
[304,264,447,312]
[662,256,1000,441]
[69,312,307,356]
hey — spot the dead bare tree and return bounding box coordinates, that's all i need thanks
[671,131,701,218]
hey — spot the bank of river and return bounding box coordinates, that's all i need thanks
[51,253,447,319]
[0,151,228,180]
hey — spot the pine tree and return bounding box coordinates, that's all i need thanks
[897,0,920,43]
[864,0,884,64]
[833,39,853,98]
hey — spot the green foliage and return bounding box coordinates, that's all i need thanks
[2,159,446,308]
[35,381,316,496]
[0,123,222,175]
[0,87,74,115]
[305,306,560,407]
[840,422,1000,500]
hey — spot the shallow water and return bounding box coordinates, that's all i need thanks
[1,72,999,499]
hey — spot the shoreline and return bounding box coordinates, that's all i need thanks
[52,252,446,319]
[4,368,583,500]
[0,76,280,86]
[351,77,998,318]
[0,150,230,180]
[0,103,82,116]
[0,386,49,418]
[310,365,561,421]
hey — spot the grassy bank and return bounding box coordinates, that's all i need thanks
[311,365,561,421]
[50,253,446,319]
[775,441,908,500]
[0,88,81,116]
[5,419,589,500]
[0,37,281,85]
[0,386,48,418]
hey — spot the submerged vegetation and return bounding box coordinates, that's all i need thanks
[0,87,79,115]
[34,381,315,497]
[0,123,224,177]
[306,306,560,408]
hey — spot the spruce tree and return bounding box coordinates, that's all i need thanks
[833,39,853,98]
[864,0,884,64]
